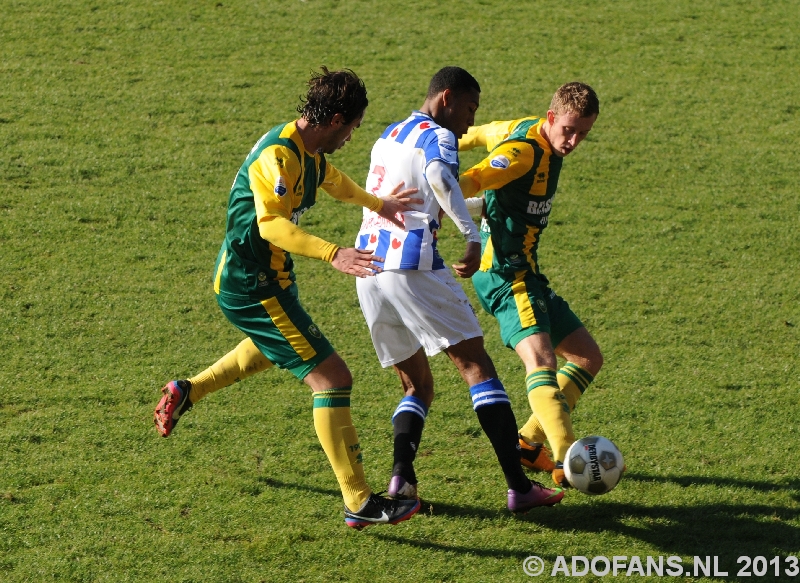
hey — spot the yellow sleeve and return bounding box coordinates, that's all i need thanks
[459,119,527,152]
[259,216,339,262]
[250,145,339,262]
[459,140,536,198]
[320,163,384,212]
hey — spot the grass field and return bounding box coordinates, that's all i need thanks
[2,0,799,581]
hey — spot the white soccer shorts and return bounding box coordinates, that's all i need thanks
[356,268,483,367]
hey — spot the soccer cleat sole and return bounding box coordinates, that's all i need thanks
[154,381,183,437]
[510,499,564,514]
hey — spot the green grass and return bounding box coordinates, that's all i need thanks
[2,0,799,581]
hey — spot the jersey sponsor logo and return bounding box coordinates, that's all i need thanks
[362,214,402,232]
[526,198,552,215]
[274,176,287,196]
[490,155,510,169]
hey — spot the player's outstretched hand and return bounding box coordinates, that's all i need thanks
[452,241,481,279]
[378,181,422,229]
[331,247,384,278]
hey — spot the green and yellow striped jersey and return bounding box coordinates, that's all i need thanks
[459,117,563,276]
[214,121,380,300]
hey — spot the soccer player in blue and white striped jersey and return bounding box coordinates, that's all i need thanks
[355,67,564,513]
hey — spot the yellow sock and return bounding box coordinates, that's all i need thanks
[518,412,547,445]
[188,337,272,404]
[558,362,594,411]
[520,367,574,462]
[312,388,371,512]
[519,363,594,455]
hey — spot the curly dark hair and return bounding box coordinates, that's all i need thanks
[297,67,369,126]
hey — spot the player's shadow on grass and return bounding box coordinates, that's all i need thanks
[256,476,341,498]
[258,474,800,560]
[372,532,538,560]
[526,500,800,558]
[624,470,798,494]
[375,499,800,573]
[257,475,503,519]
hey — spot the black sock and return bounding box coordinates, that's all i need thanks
[470,379,531,493]
[391,397,428,485]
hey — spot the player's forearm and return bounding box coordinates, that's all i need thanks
[322,170,384,212]
[258,215,339,262]
[427,160,480,243]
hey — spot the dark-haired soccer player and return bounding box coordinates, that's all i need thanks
[355,66,564,513]
[154,67,422,529]
[458,82,603,489]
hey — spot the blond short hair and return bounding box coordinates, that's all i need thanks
[550,82,599,118]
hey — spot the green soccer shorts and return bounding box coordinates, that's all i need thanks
[216,283,335,380]
[472,269,584,350]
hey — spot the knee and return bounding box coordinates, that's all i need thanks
[325,354,354,387]
[561,335,603,377]
[336,367,354,388]
[585,347,603,377]
[306,352,353,391]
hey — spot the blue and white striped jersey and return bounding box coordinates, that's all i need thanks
[355,112,460,271]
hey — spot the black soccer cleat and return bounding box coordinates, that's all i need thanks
[344,493,421,530]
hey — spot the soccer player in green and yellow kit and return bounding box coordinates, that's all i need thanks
[153,68,422,529]
[458,82,604,488]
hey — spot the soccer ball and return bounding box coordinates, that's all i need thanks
[563,436,624,495]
